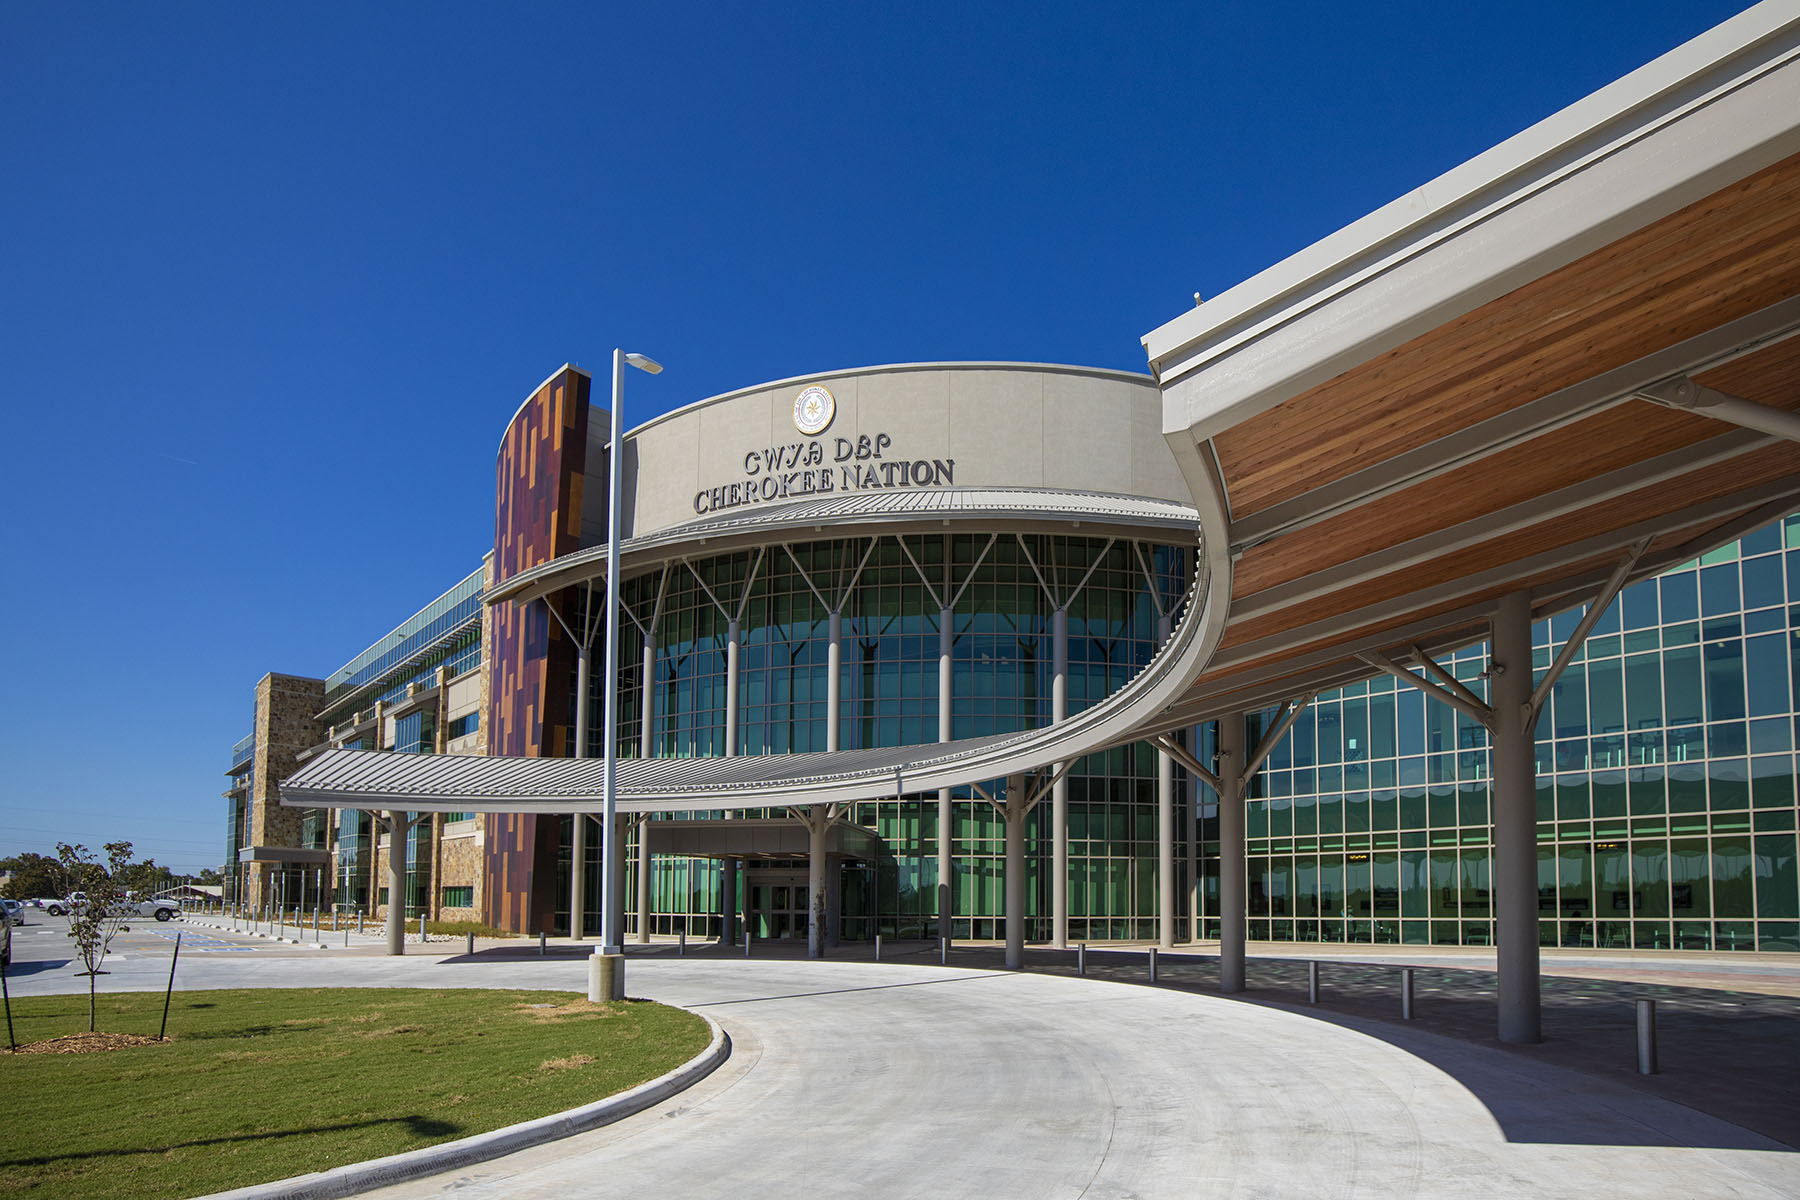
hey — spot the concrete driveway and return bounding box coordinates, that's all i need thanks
[8,922,1799,1198]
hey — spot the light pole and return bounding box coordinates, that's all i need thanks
[602,348,661,955]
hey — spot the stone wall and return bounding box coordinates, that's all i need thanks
[245,673,325,909]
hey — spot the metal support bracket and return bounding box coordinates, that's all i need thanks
[1243,692,1316,780]
[1523,537,1651,726]
[1359,648,1496,732]
[1152,733,1219,792]
[1636,376,1800,444]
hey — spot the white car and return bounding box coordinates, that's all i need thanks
[43,894,82,917]
[131,898,181,922]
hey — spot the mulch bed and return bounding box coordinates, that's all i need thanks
[10,1031,167,1055]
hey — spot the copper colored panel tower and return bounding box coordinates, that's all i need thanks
[482,366,591,933]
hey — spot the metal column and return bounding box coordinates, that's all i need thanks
[938,604,954,941]
[1491,589,1542,1044]
[724,617,741,757]
[722,855,738,946]
[385,811,407,957]
[1051,605,1069,948]
[1218,716,1246,992]
[1188,749,1201,944]
[1004,774,1026,970]
[571,640,590,941]
[605,813,627,953]
[826,610,842,752]
[807,807,828,959]
[635,818,650,944]
[1157,614,1175,950]
[640,630,657,758]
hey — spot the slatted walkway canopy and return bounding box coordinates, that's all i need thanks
[1142,0,1800,726]
[1137,0,1800,1046]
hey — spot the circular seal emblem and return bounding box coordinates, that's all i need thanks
[793,385,835,436]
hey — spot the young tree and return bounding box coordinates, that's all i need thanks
[56,840,138,1032]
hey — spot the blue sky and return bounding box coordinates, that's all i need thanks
[0,1,1752,871]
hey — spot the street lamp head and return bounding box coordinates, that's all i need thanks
[623,352,663,375]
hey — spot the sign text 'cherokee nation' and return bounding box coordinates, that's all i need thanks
[694,433,955,515]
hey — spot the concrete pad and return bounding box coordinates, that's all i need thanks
[9,928,1799,1198]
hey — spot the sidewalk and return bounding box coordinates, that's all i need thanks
[172,920,1800,1150]
[597,933,1800,1151]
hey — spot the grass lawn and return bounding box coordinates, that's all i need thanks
[0,987,710,1200]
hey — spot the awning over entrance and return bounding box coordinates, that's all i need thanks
[237,845,329,866]
[281,732,1066,813]
[644,819,885,862]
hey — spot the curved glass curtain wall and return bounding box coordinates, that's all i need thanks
[556,533,1191,940]
[1198,518,1800,953]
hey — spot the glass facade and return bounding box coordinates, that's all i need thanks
[557,533,1190,939]
[336,809,370,910]
[1210,519,1800,953]
[322,567,484,710]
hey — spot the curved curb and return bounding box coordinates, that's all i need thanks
[196,1011,730,1200]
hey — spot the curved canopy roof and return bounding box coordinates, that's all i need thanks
[486,485,1199,609]
[281,534,1218,813]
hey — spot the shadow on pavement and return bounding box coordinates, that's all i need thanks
[1003,945,1800,1153]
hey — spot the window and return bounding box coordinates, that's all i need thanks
[441,886,473,908]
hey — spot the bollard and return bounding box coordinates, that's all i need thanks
[419,913,427,943]
[1149,946,1159,984]
[314,905,320,937]
[679,927,686,957]
[1636,999,1658,1075]
[745,929,751,958]
[539,931,547,957]
[940,936,948,965]
[875,934,882,962]
[358,910,365,935]
[466,931,474,955]
[1402,968,1415,1021]
[1308,960,1320,1005]
[1078,943,1086,976]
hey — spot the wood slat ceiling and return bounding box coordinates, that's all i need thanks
[1173,155,1800,721]
[1219,441,1800,653]
[1210,149,1800,520]
[1172,515,1756,728]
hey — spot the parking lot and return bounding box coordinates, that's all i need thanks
[3,909,297,980]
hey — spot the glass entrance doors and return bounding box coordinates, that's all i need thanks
[748,870,808,940]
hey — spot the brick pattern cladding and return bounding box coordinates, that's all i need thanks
[483,366,590,933]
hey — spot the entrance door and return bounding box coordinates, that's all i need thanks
[747,870,808,940]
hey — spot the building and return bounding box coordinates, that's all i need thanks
[228,358,1800,956]
[230,362,1203,945]
[224,568,487,920]
[247,4,1800,1004]
[1217,520,1800,955]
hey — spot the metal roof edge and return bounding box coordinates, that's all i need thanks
[1142,2,1800,381]
[485,487,1202,605]
[495,362,593,456]
[621,362,1157,443]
